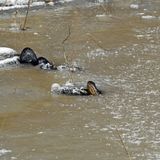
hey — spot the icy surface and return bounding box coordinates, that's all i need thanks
[0,56,20,68]
[0,1,45,11]
[0,149,12,157]
[0,47,17,60]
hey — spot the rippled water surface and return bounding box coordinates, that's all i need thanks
[0,0,160,159]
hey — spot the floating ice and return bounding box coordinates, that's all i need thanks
[4,0,28,6]
[0,0,44,6]
[57,64,82,72]
[141,15,156,19]
[0,149,12,157]
[59,0,73,3]
[96,14,106,18]
[96,0,108,3]
[0,56,20,68]
[32,1,45,7]
[130,4,139,9]
[0,47,17,60]
[136,12,145,16]
[16,0,28,5]
[0,1,45,11]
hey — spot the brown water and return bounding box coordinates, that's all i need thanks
[0,0,160,160]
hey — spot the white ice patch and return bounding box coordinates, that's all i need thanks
[16,0,28,5]
[0,1,45,11]
[59,0,73,3]
[57,64,82,72]
[0,56,19,68]
[96,14,106,18]
[0,47,17,60]
[0,149,12,157]
[96,0,107,3]
[0,0,43,6]
[0,47,17,54]
[136,12,145,16]
[3,0,16,6]
[141,15,156,19]
[32,1,45,7]
[130,4,139,9]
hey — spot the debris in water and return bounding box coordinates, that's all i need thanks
[0,149,12,157]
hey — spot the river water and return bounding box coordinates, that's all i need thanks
[0,0,160,160]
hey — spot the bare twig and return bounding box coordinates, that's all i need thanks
[20,0,32,30]
[107,107,132,160]
[115,127,132,160]
[62,26,71,45]
[61,25,73,82]
[62,25,71,64]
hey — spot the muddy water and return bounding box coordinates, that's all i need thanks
[0,1,160,160]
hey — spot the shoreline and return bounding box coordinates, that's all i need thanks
[0,0,74,14]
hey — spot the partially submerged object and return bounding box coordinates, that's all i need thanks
[19,47,55,70]
[0,47,54,70]
[51,81,101,96]
[0,47,81,71]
